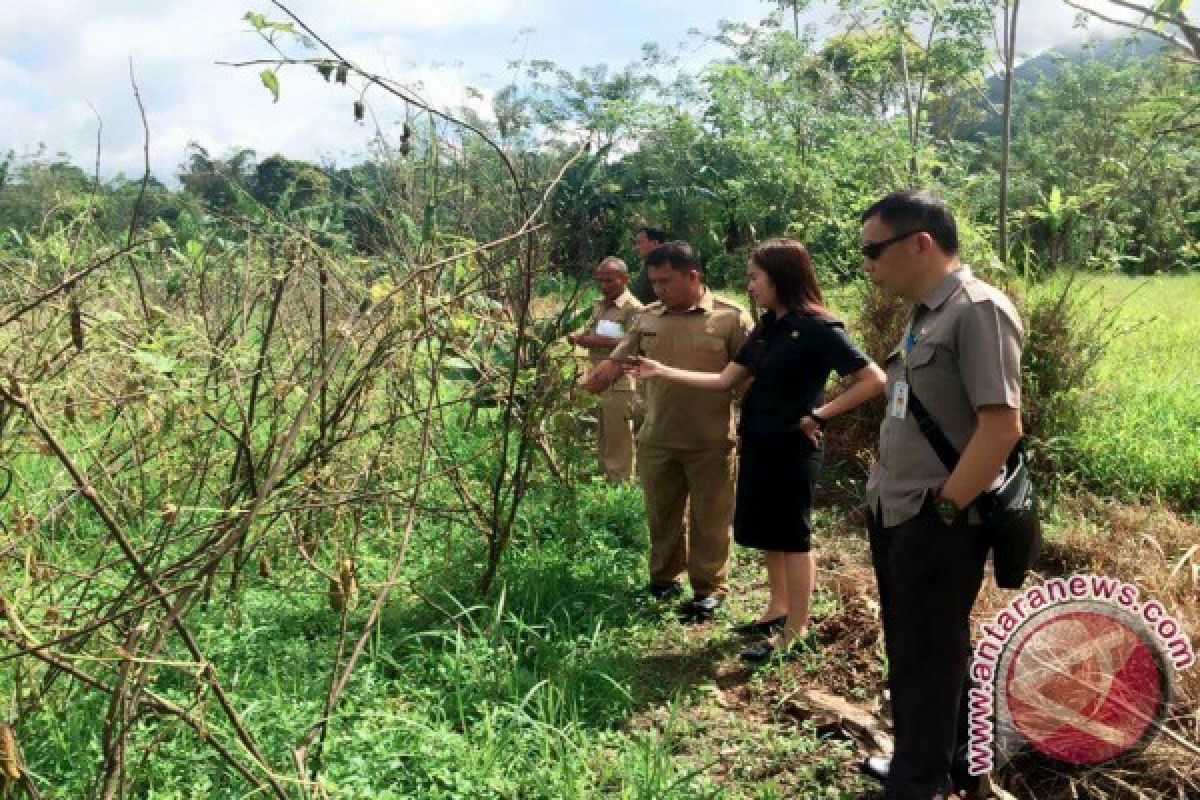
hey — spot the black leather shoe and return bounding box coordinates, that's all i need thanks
[677,594,722,623]
[647,582,683,601]
[860,755,890,784]
[860,754,977,797]
[731,615,786,637]
[951,761,982,797]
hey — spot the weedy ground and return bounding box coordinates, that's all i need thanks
[4,276,1198,799]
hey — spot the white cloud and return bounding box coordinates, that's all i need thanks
[1,0,1173,186]
[0,1,533,181]
[1016,0,1147,54]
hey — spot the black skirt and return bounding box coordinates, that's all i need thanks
[734,433,823,553]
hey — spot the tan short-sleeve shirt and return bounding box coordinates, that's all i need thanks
[610,290,752,449]
[867,269,1024,527]
[585,289,643,391]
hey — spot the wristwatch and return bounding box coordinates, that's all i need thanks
[935,495,960,526]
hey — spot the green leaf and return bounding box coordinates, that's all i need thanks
[132,350,177,374]
[1048,186,1063,214]
[260,69,281,103]
[243,11,296,34]
[243,11,268,30]
[443,357,481,382]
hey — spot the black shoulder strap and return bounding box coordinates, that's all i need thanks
[907,386,961,474]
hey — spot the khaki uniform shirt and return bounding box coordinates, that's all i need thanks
[610,290,753,449]
[867,269,1024,528]
[585,289,643,391]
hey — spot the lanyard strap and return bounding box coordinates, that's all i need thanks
[899,305,923,366]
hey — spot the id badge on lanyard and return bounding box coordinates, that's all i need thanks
[889,325,919,420]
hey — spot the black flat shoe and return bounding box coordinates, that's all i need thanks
[731,615,787,637]
[739,641,780,663]
[739,632,819,664]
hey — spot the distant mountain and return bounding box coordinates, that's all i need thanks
[947,33,1168,141]
[1008,32,1167,87]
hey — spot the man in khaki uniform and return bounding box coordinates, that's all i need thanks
[585,242,752,621]
[569,257,643,482]
[859,190,1024,800]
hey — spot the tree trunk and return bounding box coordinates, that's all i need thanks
[999,0,1021,269]
[896,21,919,185]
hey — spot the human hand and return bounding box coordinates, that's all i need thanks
[583,359,622,394]
[798,415,823,449]
[628,356,665,380]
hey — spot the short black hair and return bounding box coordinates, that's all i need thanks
[637,225,667,244]
[861,190,959,256]
[645,241,702,276]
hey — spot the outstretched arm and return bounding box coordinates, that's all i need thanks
[568,333,622,349]
[582,359,624,394]
[631,357,749,391]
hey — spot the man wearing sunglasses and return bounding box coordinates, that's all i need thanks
[859,190,1024,800]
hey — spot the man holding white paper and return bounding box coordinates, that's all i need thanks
[569,257,644,482]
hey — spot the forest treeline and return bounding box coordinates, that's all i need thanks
[2,5,1197,288]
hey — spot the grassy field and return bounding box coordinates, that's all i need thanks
[1067,274,1200,512]
[14,479,877,799]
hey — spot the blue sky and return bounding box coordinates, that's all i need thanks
[0,1,1155,183]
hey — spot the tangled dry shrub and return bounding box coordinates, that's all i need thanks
[0,198,584,798]
[1016,276,1122,482]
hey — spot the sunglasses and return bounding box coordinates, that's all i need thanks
[861,229,924,260]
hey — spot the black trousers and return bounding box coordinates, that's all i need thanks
[869,501,989,800]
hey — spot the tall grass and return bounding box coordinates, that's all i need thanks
[1068,275,1200,510]
[10,474,856,798]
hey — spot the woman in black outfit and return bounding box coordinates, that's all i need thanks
[632,239,885,660]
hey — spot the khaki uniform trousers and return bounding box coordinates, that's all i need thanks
[597,389,635,483]
[638,443,736,597]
